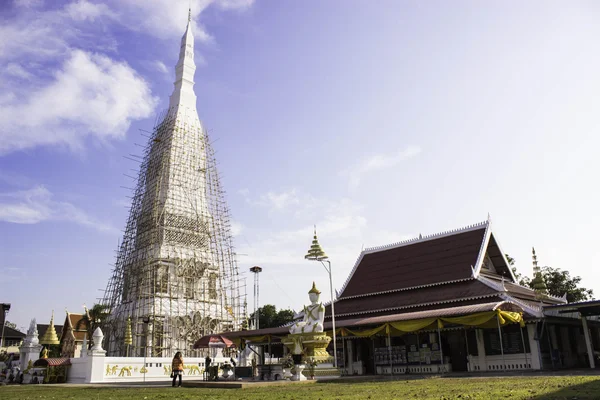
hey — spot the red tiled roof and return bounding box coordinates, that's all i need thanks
[326,279,499,318]
[33,358,71,367]
[340,227,486,298]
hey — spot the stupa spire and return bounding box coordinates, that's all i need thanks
[168,6,198,115]
[531,247,547,299]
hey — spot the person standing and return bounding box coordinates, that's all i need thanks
[171,352,184,387]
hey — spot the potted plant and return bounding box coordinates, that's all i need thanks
[281,356,294,380]
[307,358,318,380]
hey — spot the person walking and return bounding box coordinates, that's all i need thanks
[171,352,184,387]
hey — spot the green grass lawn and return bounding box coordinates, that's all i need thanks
[2,376,600,399]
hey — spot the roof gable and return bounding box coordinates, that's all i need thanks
[474,233,515,281]
[339,223,487,298]
[60,313,87,342]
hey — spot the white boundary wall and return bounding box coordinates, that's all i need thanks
[68,356,231,384]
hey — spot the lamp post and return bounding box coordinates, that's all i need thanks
[304,227,337,368]
[0,303,10,349]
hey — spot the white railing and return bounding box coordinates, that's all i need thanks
[468,354,532,371]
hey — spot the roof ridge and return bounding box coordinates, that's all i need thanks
[363,219,488,252]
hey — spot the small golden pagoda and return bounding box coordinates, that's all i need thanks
[40,310,60,346]
[124,316,133,356]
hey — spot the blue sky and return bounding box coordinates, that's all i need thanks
[1,0,599,332]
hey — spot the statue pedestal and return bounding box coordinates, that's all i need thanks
[290,364,306,381]
[19,344,42,374]
[282,333,332,363]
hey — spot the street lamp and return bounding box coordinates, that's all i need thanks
[304,227,337,368]
[0,303,10,349]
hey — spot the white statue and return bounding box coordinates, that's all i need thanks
[24,319,39,346]
[289,282,325,334]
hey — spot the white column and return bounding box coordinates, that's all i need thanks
[581,315,596,369]
[527,324,541,370]
[476,329,486,370]
[86,327,107,383]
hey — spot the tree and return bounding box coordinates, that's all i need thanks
[506,254,593,302]
[541,267,593,303]
[76,304,111,348]
[4,321,17,330]
[249,304,295,329]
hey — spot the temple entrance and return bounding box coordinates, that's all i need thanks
[446,330,468,372]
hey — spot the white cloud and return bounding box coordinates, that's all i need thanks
[230,221,243,236]
[0,0,254,156]
[216,0,254,10]
[262,189,301,210]
[13,0,44,8]
[0,50,158,154]
[4,63,33,80]
[0,10,71,60]
[234,188,413,310]
[65,0,117,21]
[342,145,422,190]
[105,0,211,42]
[241,188,302,211]
[0,185,116,233]
[153,60,169,74]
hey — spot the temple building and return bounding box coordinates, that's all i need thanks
[225,217,600,374]
[59,312,88,358]
[101,9,244,357]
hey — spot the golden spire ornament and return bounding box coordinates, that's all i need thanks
[40,310,60,345]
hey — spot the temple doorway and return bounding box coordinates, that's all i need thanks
[446,330,468,372]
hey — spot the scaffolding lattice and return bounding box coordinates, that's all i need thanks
[101,107,245,357]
